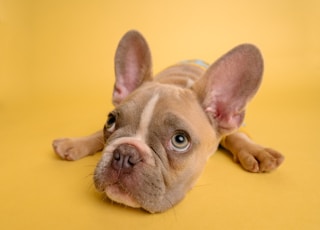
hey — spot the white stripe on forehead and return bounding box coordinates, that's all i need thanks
[135,93,160,141]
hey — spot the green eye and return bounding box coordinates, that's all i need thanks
[106,113,116,132]
[170,132,190,152]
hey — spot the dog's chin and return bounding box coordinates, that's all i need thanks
[105,184,141,209]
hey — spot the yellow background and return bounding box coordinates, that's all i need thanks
[1,0,319,229]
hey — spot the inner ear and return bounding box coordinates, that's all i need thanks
[113,30,153,105]
[193,44,264,135]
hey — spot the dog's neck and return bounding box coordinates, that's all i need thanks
[154,60,208,88]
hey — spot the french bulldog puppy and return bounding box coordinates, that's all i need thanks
[53,30,284,213]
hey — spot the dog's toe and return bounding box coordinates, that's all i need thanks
[236,146,284,173]
[236,150,260,172]
[258,148,285,172]
[52,138,79,161]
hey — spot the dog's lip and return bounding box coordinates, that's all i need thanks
[105,183,141,208]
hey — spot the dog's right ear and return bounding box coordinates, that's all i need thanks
[113,30,153,105]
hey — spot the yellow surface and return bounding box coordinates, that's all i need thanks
[1,0,320,229]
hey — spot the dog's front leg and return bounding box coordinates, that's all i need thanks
[52,130,104,161]
[220,132,284,172]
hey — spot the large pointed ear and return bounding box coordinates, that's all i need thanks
[112,30,153,105]
[193,44,263,135]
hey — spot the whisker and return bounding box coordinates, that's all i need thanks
[84,172,94,179]
[102,194,111,203]
[83,164,97,169]
[193,183,213,188]
[164,196,177,219]
[86,182,96,193]
[93,135,107,147]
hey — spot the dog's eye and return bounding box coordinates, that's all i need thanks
[105,113,116,132]
[170,132,190,152]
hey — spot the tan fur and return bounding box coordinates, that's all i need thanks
[52,30,284,213]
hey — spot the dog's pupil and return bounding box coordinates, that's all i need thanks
[107,114,116,126]
[176,135,185,143]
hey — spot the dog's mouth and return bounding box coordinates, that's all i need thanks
[93,140,172,213]
[104,182,141,208]
[93,163,141,208]
[94,165,170,213]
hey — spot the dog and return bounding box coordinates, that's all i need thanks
[52,30,284,213]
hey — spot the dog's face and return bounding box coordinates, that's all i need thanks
[93,31,263,213]
[94,83,218,212]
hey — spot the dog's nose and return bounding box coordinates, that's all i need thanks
[112,144,141,172]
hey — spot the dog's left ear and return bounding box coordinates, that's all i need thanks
[113,30,153,105]
[193,44,263,135]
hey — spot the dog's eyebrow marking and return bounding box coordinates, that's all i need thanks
[136,93,160,141]
[186,78,195,88]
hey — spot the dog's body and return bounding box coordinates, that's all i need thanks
[53,31,284,213]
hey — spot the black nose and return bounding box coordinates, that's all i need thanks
[112,144,141,172]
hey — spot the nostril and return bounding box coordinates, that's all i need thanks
[128,156,137,166]
[126,155,141,168]
[112,151,124,170]
[113,151,121,161]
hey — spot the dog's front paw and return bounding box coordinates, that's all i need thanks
[234,145,284,173]
[52,138,90,161]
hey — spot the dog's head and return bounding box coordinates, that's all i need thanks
[94,31,263,213]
